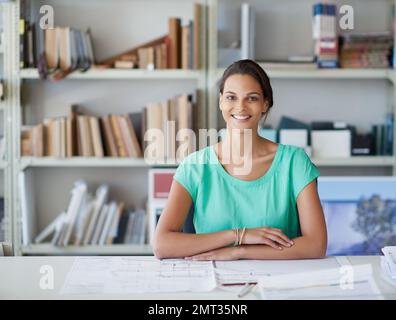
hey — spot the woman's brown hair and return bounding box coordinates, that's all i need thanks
[219,59,274,124]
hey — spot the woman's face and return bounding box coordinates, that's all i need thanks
[219,74,269,132]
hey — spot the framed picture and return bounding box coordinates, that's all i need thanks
[317,177,396,256]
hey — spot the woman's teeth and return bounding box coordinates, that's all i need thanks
[232,115,251,120]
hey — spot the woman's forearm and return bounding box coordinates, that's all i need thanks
[237,236,327,260]
[152,230,235,259]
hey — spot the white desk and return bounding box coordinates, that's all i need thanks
[0,256,395,300]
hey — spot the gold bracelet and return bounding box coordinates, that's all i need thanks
[239,227,246,245]
[234,228,239,246]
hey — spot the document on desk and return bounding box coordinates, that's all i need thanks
[60,257,216,295]
[257,264,383,300]
[215,257,342,285]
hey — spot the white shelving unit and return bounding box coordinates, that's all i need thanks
[5,0,208,256]
[2,0,396,255]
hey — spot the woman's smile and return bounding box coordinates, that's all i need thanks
[231,114,253,122]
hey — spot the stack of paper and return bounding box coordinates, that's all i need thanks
[381,246,396,287]
[61,257,217,295]
[258,264,383,300]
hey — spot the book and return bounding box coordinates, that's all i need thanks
[168,17,181,68]
[82,184,109,245]
[89,117,104,157]
[110,114,128,157]
[98,201,117,245]
[241,3,255,60]
[35,212,67,244]
[101,115,118,157]
[193,3,202,69]
[73,199,95,246]
[61,180,88,246]
[106,202,125,245]
[90,203,109,245]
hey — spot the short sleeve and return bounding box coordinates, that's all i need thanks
[291,148,320,202]
[173,160,198,200]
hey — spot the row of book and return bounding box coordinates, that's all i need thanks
[20,0,96,80]
[112,8,204,71]
[21,93,195,159]
[20,2,204,80]
[339,33,393,69]
[21,109,142,158]
[34,181,147,246]
[257,115,394,157]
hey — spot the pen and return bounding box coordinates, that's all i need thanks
[222,281,257,286]
[237,283,256,298]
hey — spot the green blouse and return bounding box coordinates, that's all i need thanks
[173,143,320,238]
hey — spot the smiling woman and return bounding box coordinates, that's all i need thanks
[152,59,327,261]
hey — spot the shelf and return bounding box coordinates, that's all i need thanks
[21,244,153,256]
[19,156,395,169]
[20,157,179,169]
[20,68,203,80]
[312,156,395,167]
[215,68,394,81]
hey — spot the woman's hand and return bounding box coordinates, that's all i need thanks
[242,227,294,250]
[185,246,242,261]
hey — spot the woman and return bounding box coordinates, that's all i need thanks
[153,59,327,260]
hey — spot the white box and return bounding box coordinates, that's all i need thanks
[279,129,308,148]
[311,130,351,158]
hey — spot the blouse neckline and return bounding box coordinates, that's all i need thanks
[209,143,284,187]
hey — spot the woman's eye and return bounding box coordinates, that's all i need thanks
[248,96,258,102]
[226,96,236,101]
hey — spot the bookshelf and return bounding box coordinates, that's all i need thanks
[3,0,208,256]
[207,0,396,176]
[1,0,396,256]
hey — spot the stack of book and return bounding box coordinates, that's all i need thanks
[21,93,196,161]
[381,246,396,287]
[33,180,147,246]
[20,0,96,80]
[101,3,203,71]
[20,2,204,78]
[339,33,393,68]
[21,107,142,158]
[312,3,338,68]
